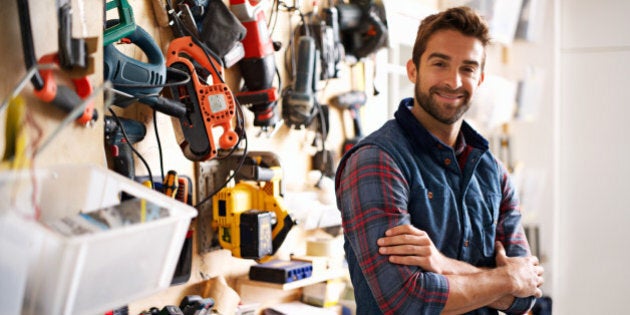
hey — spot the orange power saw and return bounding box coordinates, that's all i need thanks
[164,36,239,161]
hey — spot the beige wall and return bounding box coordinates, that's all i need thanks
[556,0,630,313]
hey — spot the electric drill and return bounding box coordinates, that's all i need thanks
[104,115,146,180]
[229,0,281,129]
[330,90,366,153]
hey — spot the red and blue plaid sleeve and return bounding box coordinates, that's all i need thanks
[495,160,537,314]
[337,145,449,314]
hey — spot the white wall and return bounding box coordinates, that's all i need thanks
[504,0,558,297]
[555,0,630,313]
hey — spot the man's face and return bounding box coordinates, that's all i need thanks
[408,29,485,125]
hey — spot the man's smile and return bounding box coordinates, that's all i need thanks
[432,88,468,104]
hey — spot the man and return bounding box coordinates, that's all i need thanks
[335,6,544,315]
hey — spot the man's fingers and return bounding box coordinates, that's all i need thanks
[495,241,506,256]
[378,234,431,247]
[532,255,540,266]
[379,244,430,256]
[385,224,426,237]
[494,241,508,266]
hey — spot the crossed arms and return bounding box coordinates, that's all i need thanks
[337,145,543,314]
[378,225,544,314]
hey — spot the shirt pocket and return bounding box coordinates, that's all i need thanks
[409,186,455,249]
[465,189,501,258]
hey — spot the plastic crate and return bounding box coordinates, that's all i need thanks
[0,164,197,315]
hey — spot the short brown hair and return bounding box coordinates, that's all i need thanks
[412,6,490,68]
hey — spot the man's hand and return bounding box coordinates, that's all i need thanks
[495,241,544,298]
[377,225,479,275]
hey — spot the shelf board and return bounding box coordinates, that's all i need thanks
[237,268,349,291]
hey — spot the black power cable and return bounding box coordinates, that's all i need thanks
[107,108,155,189]
[194,103,248,209]
[153,108,165,183]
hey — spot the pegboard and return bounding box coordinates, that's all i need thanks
[195,159,224,254]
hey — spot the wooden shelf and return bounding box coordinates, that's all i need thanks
[237,268,349,291]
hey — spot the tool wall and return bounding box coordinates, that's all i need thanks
[0,0,389,313]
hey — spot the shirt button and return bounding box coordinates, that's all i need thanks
[464,240,469,247]
[444,158,451,166]
[427,191,433,199]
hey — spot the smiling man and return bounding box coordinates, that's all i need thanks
[335,6,544,315]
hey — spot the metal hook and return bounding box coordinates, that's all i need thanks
[33,81,112,158]
[0,63,56,115]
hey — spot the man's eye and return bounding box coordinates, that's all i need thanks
[463,68,480,77]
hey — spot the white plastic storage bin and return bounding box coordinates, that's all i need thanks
[0,164,197,315]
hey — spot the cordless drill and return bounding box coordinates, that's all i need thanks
[330,90,366,153]
[104,115,146,180]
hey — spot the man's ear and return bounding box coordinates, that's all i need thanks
[478,72,485,86]
[406,59,417,83]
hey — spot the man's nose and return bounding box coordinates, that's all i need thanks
[442,69,462,89]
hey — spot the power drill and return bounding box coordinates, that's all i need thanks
[104,115,146,180]
[229,0,281,129]
[212,152,295,261]
[330,90,367,153]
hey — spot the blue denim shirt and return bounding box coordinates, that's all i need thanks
[336,98,535,314]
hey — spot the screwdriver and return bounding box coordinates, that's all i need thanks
[163,170,179,198]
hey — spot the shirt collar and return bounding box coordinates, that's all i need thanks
[394,97,489,152]
[453,133,467,156]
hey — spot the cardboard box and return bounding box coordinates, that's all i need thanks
[301,279,346,308]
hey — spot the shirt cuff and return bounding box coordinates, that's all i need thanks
[503,296,536,315]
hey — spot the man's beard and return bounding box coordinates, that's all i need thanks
[415,84,471,125]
